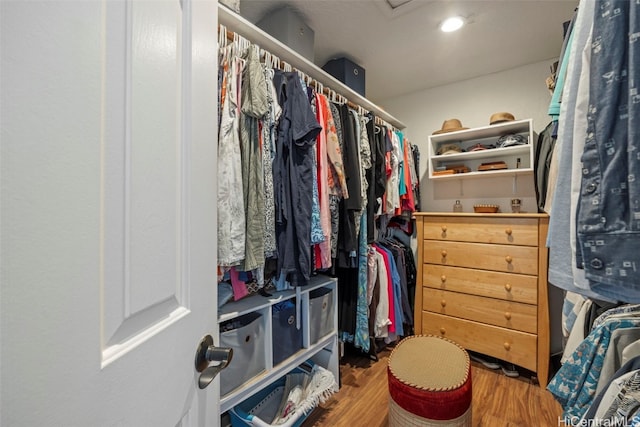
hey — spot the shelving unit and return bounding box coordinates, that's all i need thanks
[219,274,339,414]
[428,119,537,181]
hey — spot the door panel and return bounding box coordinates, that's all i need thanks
[0,0,219,425]
[103,0,190,365]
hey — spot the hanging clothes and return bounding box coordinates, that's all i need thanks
[260,65,280,260]
[335,105,361,269]
[576,0,640,301]
[314,93,332,270]
[272,70,322,287]
[215,31,419,351]
[239,46,268,272]
[546,0,640,302]
[218,48,246,267]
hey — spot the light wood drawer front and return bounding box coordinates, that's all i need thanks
[421,311,537,372]
[424,217,538,246]
[423,240,538,275]
[423,264,538,305]
[422,288,537,334]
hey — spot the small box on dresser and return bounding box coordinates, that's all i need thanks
[412,212,550,386]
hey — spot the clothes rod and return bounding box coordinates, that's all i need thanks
[220,25,396,127]
[217,4,406,130]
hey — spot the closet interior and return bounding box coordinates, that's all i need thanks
[216,4,419,425]
[217,0,640,425]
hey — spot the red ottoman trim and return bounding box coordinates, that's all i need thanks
[388,365,472,420]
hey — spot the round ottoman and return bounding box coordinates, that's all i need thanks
[387,335,472,426]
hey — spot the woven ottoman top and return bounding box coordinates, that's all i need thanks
[389,335,470,391]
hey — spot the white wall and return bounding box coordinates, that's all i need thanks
[381,59,556,213]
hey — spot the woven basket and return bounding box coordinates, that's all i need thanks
[387,335,472,427]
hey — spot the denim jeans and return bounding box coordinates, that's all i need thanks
[577,0,640,301]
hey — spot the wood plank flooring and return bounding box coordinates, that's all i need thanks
[303,347,564,427]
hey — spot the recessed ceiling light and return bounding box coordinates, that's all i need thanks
[440,16,465,33]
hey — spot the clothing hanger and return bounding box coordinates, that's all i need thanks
[218,25,227,49]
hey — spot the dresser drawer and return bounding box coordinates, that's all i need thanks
[422,288,537,334]
[421,311,537,372]
[423,264,538,304]
[423,240,538,275]
[423,216,539,246]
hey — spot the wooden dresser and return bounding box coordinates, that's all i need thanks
[413,212,550,386]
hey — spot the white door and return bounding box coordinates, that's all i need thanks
[1,1,220,426]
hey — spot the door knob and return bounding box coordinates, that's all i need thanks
[195,334,233,389]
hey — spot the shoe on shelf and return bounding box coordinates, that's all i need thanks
[469,352,501,370]
[501,363,520,378]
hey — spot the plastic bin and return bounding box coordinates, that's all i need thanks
[272,300,303,365]
[308,287,334,344]
[229,376,309,427]
[220,311,266,396]
[230,361,337,427]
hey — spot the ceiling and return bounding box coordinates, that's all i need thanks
[237,0,579,104]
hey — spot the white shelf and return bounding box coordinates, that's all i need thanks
[218,274,331,323]
[427,119,537,180]
[220,334,337,413]
[218,4,406,130]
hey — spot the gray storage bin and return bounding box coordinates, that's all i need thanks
[308,287,334,344]
[220,312,265,396]
[272,300,303,365]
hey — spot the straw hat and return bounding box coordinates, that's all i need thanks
[432,119,468,135]
[489,112,515,125]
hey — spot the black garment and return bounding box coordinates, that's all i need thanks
[374,126,387,208]
[337,266,358,342]
[339,104,362,211]
[335,105,361,268]
[366,115,377,243]
[584,299,622,337]
[411,144,421,211]
[272,70,322,286]
[336,199,357,269]
[534,121,557,212]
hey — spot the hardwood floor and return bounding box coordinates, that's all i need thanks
[303,347,564,427]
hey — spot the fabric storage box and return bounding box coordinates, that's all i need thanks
[220,311,266,396]
[308,287,334,344]
[321,57,366,97]
[256,7,315,61]
[272,300,303,365]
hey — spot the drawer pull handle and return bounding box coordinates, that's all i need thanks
[504,283,512,291]
[505,255,513,263]
[439,327,446,335]
[441,225,447,232]
[504,312,512,320]
[441,250,447,258]
[441,275,447,283]
[505,228,513,235]
[504,342,511,351]
[441,299,446,307]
